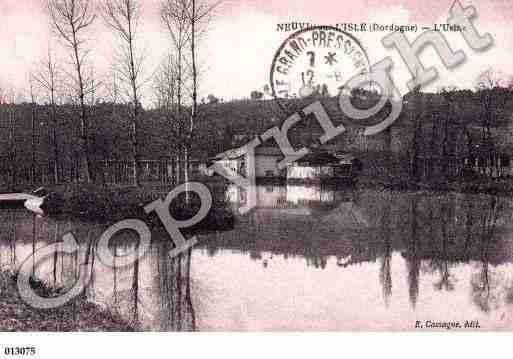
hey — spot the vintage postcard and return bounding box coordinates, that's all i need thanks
[1,0,513,346]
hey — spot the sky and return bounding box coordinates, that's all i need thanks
[0,0,512,104]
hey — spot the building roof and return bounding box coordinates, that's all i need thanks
[212,146,360,167]
[294,151,358,166]
[213,145,297,161]
[294,151,339,165]
[334,152,358,164]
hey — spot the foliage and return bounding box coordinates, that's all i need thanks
[0,271,132,331]
[42,183,234,231]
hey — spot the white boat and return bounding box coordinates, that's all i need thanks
[23,187,49,215]
[0,193,40,204]
[24,197,45,215]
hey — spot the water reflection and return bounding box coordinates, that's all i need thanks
[0,213,196,331]
[1,185,513,330]
[225,183,353,215]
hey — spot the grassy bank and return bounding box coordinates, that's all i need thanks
[38,183,234,230]
[0,271,132,331]
[447,177,513,196]
[356,171,513,197]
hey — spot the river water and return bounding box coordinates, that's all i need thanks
[2,184,513,331]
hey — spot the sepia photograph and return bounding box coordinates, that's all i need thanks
[1,0,513,354]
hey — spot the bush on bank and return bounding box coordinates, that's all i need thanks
[41,183,234,231]
[0,271,132,331]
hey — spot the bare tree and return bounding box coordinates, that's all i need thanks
[28,77,38,184]
[47,0,97,183]
[153,55,178,112]
[439,86,458,181]
[475,68,509,173]
[160,0,218,195]
[0,83,7,187]
[187,0,219,189]
[160,0,189,112]
[408,68,422,184]
[160,0,191,174]
[4,86,18,189]
[153,54,187,163]
[33,47,61,184]
[190,0,198,137]
[101,0,144,186]
[475,68,507,140]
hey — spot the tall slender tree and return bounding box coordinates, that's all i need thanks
[4,86,18,189]
[28,76,38,184]
[475,68,509,174]
[47,0,97,183]
[101,0,145,186]
[161,0,191,165]
[409,82,422,183]
[33,47,61,184]
[160,0,218,197]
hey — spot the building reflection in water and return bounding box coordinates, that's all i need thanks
[225,183,351,214]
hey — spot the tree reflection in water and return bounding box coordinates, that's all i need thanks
[156,241,196,331]
[379,191,392,307]
[471,196,500,313]
[0,213,198,331]
[3,186,513,329]
[406,195,420,307]
[102,234,196,331]
[433,198,456,292]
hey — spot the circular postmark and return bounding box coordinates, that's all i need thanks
[270,25,370,113]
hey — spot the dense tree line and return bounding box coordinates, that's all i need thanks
[0,0,220,189]
[2,85,513,187]
[0,0,512,190]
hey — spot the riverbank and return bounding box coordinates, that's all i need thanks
[356,172,513,197]
[35,183,234,231]
[447,178,513,196]
[0,271,132,331]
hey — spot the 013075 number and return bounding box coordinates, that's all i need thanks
[4,347,36,356]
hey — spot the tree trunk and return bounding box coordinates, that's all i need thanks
[127,3,141,187]
[186,0,198,204]
[51,95,60,184]
[71,24,92,183]
[31,103,36,184]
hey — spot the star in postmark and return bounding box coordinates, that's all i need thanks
[324,52,337,66]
